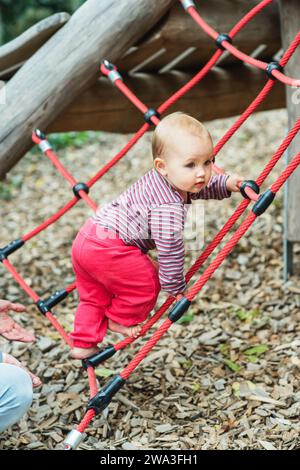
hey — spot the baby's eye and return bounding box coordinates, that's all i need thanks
[204,159,212,166]
[185,162,195,168]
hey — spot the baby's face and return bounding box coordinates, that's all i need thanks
[159,128,214,196]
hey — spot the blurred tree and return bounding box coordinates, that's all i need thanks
[0,0,85,44]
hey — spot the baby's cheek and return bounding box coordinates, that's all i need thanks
[205,170,212,184]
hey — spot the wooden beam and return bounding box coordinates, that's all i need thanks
[0,13,70,78]
[0,0,281,78]
[48,65,285,133]
[0,0,175,180]
[279,0,300,243]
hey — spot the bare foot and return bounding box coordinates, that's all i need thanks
[70,346,100,360]
[108,319,142,338]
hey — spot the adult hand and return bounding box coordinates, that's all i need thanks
[2,352,42,388]
[0,299,36,342]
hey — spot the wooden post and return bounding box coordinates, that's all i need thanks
[0,0,175,179]
[0,13,70,79]
[279,0,300,277]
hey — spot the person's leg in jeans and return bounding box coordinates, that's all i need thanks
[0,363,33,433]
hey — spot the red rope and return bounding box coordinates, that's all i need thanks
[2,259,39,302]
[76,409,95,433]
[87,123,150,188]
[20,123,150,243]
[271,150,300,194]
[2,0,300,438]
[229,0,273,37]
[121,319,173,379]
[22,198,78,242]
[87,367,98,398]
[77,145,300,432]
[184,0,300,87]
[159,0,274,114]
[108,106,300,354]
[45,312,73,347]
[120,143,300,378]
[109,109,300,369]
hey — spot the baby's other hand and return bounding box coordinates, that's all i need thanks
[226,174,245,192]
[175,289,188,301]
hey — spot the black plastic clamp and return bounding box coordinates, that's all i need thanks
[252,189,275,216]
[266,61,283,80]
[36,300,50,315]
[180,0,195,11]
[239,180,260,200]
[168,297,191,323]
[87,375,125,415]
[44,289,69,310]
[215,33,232,50]
[34,129,46,140]
[101,60,123,83]
[143,108,161,125]
[82,345,116,370]
[101,59,115,72]
[0,239,24,262]
[72,182,89,199]
[36,289,69,315]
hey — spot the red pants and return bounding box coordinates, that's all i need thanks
[70,218,160,348]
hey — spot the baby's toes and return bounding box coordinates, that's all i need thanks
[132,325,142,338]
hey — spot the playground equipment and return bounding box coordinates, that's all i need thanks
[0,0,299,449]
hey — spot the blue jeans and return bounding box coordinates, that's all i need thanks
[0,364,33,433]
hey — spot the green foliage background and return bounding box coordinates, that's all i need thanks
[0,0,85,44]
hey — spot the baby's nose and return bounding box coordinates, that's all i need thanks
[196,167,205,177]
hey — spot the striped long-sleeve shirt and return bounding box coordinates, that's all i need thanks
[92,169,230,295]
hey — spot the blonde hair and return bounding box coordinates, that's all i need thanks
[152,112,211,160]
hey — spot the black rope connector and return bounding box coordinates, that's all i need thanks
[44,289,69,310]
[36,289,69,315]
[168,297,191,323]
[239,180,260,200]
[72,182,89,199]
[266,61,284,80]
[252,189,275,216]
[0,239,24,262]
[101,59,115,72]
[82,345,116,370]
[143,108,161,125]
[36,300,50,315]
[34,129,46,140]
[215,33,232,50]
[87,374,126,415]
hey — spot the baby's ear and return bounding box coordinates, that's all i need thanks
[154,157,167,176]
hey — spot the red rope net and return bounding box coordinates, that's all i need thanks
[1,0,299,445]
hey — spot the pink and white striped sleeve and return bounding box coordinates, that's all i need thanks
[149,203,187,296]
[194,174,231,200]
